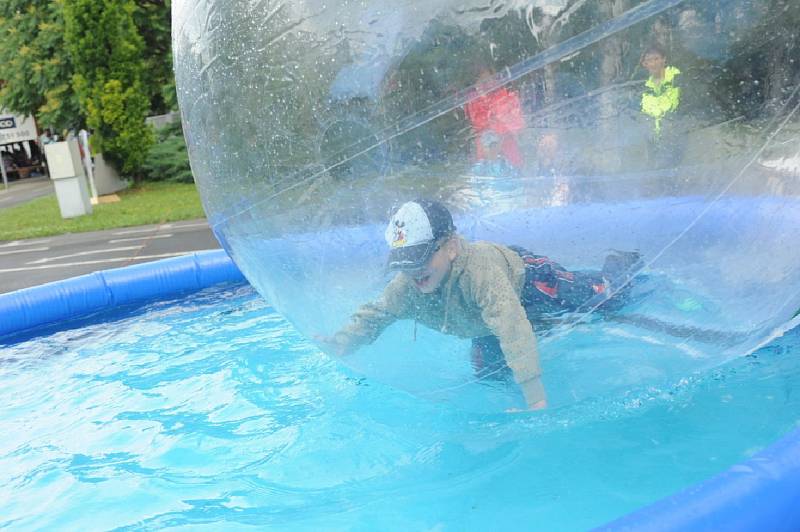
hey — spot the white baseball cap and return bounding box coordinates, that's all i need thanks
[385,200,455,271]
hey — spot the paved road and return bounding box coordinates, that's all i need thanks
[0,219,221,294]
[0,176,54,209]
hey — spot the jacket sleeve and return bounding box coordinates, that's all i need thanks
[333,276,411,354]
[666,73,681,114]
[462,262,545,404]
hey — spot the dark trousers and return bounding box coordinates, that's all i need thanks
[647,118,688,169]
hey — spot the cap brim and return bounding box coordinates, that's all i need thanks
[387,240,437,272]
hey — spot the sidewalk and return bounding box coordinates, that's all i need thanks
[0,175,54,209]
[0,218,221,294]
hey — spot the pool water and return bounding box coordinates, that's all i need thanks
[2,283,799,530]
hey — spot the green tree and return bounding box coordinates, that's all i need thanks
[0,0,80,131]
[133,0,175,113]
[716,0,800,118]
[64,0,154,178]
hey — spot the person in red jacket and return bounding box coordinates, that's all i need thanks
[465,68,526,169]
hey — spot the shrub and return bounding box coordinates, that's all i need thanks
[141,120,194,183]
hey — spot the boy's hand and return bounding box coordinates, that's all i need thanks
[313,334,349,356]
[506,399,547,413]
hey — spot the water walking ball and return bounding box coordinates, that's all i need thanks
[173,0,800,410]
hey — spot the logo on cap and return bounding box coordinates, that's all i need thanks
[385,202,435,250]
[384,200,454,271]
[391,221,406,248]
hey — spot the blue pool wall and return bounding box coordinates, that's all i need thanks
[601,424,800,530]
[1,248,799,528]
[0,249,244,338]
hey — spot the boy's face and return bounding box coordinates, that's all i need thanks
[405,239,456,294]
[642,52,666,76]
[483,140,501,160]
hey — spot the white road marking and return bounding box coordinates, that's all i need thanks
[27,245,144,264]
[170,221,209,229]
[108,234,173,244]
[0,250,216,273]
[110,221,207,237]
[111,227,160,236]
[0,246,50,257]
[0,239,52,248]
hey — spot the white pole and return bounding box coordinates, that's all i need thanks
[1,148,8,190]
[79,129,97,200]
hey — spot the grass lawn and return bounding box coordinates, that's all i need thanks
[0,182,206,241]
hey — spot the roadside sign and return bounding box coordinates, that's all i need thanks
[0,111,37,144]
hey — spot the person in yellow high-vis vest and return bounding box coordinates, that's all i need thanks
[640,45,684,168]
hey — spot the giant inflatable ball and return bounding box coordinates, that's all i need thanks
[173,0,800,411]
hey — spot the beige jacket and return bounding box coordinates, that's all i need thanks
[334,239,545,404]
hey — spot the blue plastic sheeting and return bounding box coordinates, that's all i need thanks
[0,249,244,338]
[599,425,800,531]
